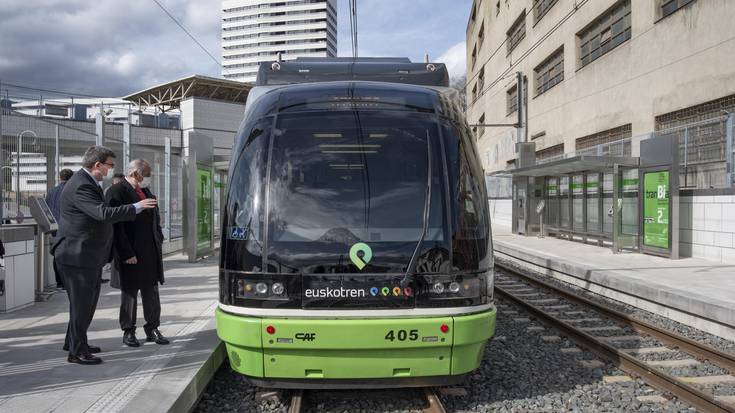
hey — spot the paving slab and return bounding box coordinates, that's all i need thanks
[494,233,735,339]
[0,254,221,413]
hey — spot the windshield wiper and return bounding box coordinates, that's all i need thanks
[400,130,432,288]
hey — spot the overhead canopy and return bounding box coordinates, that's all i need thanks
[123,75,251,112]
[509,155,639,177]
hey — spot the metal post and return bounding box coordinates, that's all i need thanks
[15,130,37,221]
[0,78,4,224]
[683,127,688,188]
[54,125,60,185]
[96,106,104,146]
[123,122,131,167]
[164,137,171,240]
[726,113,734,185]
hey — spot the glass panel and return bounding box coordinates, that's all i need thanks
[622,169,639,236]
[602,173,614,234]
[546,177,558,228]
[559,176,570,228]
[572,174,584,231]
[586,173,599,233]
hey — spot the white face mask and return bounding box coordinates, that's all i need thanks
[139,176,152,189]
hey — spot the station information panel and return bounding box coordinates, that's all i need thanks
[642,170,670,249]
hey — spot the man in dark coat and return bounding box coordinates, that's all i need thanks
[46,168,74,289]
[106,159,169,347]
[53,146,157,365]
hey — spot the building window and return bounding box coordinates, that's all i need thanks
[471,44,477,69]
[536,143,564,162]
[533,0,558,24]
[534,46,564,96]
[655,94,735,189]
[478,67,485,93]
[478,113,486,138]
[506,11,526,55]
[575,124,632,155]
[478,22,485,50]
[471,2,477,23]
[496,1,500,16]
[660,0,696,19]
[507,85,518,115]
[578,0,631,68]
[472,83,478,102]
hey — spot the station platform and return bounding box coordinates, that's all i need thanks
[0,254,223,413]
[493,229,735,341]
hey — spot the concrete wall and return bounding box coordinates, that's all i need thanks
[466,0,735,173]
[680,194,735,263]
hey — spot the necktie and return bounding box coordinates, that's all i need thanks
[134,185,146,201]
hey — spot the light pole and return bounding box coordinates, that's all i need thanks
[16,130,37,222]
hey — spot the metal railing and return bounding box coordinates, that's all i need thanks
[1,112,185,239]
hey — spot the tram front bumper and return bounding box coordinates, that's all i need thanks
[215,306,496,381]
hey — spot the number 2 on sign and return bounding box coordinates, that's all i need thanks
[657,208,664,224]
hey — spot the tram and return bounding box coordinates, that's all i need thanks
[216,57,496,388]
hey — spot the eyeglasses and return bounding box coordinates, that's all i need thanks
[103,162,115,169]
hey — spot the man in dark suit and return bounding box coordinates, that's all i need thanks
[46,168,73,289]
[53,146,157,365]
[106,159,169,347]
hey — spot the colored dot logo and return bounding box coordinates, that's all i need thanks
[403,287,413,297]
[370,287,379,296]
[349,242,373,270]
[392,287,401,296]
[381,287,390,296]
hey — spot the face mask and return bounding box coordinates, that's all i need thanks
[139,176,152,189]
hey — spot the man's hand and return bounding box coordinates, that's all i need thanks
[138,199,157,209]
[125,256,138,264]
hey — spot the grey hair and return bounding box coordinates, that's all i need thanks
[126,159,150,176]
[82,146,116,169]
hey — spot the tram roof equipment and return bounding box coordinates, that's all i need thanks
[256,57,450,87]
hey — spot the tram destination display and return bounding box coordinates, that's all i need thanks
[643,171,670,249]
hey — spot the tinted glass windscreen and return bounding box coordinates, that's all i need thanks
[266,111,445,273]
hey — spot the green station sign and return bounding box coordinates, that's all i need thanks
[196,167,212,248]
[643,171,669,249]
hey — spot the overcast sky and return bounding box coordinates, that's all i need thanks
[0,0,470,99]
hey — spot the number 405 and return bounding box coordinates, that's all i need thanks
[385,329,418,341]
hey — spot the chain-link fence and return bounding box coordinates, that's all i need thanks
[0,112,184,240]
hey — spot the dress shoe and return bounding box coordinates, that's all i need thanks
[68,353,102,365]
[145,329,170,345]
[123,331,141,347]
[63,344,101,353]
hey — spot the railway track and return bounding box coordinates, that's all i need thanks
[494,264,735,412]
[282,387,446,413]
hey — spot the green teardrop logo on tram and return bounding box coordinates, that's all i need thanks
[349,242,372,270]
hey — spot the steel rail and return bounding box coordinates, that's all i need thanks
[422,387,446,413]
[495,266,735,413]
[496,264,735,373]
[288,389,304,413]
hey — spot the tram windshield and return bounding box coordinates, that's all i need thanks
[265,110,446,272]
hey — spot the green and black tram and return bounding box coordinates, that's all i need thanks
[216,58,496,388]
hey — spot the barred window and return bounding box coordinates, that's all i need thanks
[507,11,526,54]
[533,0,558,24]
[534,46,564,96]
[478,22,485,50]
[575,124,632,156]
[507,85,518,115]
[661,0,696,19]
[478,67,485,92]
[478,113,486,137]
[578,0,631,68]
[536,143,564,162]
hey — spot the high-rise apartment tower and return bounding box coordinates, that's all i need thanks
[222,0,338,83]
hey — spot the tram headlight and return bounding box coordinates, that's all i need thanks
[271,282,285,295]
[421,274,482,301]
[448,282,461,293]
[255,282,269,294]
[432,282,445,294]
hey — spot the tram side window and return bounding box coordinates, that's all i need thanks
[223,118,271,272]
[443,123,491,271]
